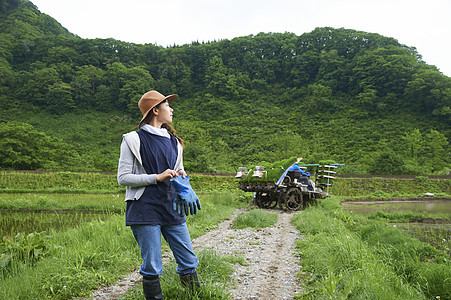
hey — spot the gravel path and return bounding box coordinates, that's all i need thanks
[86,207,303,299]
[192,208,303,299]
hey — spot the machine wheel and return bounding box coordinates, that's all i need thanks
[285,188,303,211]
[254,192,278,209]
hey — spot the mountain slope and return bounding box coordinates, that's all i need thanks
[0,1,449,174]
[0,0,75,40]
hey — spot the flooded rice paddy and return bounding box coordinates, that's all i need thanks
[342,199,451,252]
[0,210,115,238]
[342,199,451,215]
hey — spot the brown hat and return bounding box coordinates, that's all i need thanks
[138,90,178,123]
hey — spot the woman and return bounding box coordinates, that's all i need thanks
[117,90,200,300]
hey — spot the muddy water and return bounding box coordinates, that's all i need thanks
[342,199,451,215]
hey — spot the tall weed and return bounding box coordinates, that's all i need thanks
[293,204,427,299]
[0,215,140,299]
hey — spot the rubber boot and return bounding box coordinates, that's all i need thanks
[142,275,163,300]
[179,270,200,289]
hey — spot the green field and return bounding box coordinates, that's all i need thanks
[0,172,449,299]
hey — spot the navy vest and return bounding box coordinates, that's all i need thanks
[125,129,185,226]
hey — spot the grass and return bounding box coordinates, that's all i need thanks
[0,193,125,212]
[122,249,236,300]
[0,172,238,194]
[292,197,450,299]
[232,208,278,229]
[0,214,140,299]
[395,223,450,252]
[367,209,451,223]
[2,171,449,197]
[0,171,122,193]
[333,177,451,197]
[1,171,449,299]
[0,210,115,238]
[0,192,250,299]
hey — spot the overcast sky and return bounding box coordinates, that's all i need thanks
[31,0,451,77]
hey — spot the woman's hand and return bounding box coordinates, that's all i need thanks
[156,169,178,182]
[176,169,187,178]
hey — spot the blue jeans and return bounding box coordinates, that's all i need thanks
[130,223,199,277]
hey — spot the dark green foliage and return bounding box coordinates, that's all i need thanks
[0,1,449,173]
[0,121,80,170]
[367,151,409,175]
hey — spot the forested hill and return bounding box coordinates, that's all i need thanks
[0,0,450,175]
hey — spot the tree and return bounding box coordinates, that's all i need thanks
[351,47,419,111]
[71,65,105,107]
[120,66,155,115]
[403,129,423,160]
[46,82,75,113]
[204,56,250,99]
[104,62,127,105]
[404,68,451,119]
[0,121,79,170]
[20,66,60,106]
[367,151,408,175]
[422,130,449,172]
[302,83,334,114]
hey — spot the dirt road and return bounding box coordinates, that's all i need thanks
[88,208,303,299]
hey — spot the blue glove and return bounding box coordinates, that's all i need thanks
[171,175,201,216]
[173,194,186,217]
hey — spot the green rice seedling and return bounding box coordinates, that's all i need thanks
[232,209,278,229]
[0,172,238,194]
[396,223,450,252]
[0,193,125,212]
[0,210,114,238]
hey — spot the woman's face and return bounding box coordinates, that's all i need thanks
[154,101,173,124]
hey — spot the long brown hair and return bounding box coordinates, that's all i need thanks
[138,100,184,148]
